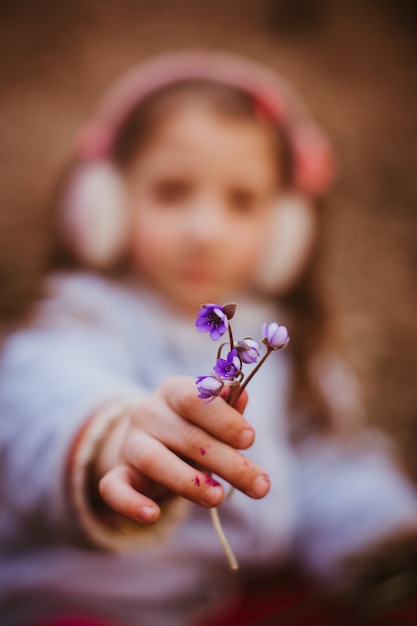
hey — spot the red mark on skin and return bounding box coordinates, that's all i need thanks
[193,475,201,487]
[204,475,220,487]
[261,473,271,485]
[199,445,211,456]
[243,461,249,467]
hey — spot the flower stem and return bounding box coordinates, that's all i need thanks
[231,349,273,406]
[228,324,234,353]
[225,381,242,406]
[209,507,239,570]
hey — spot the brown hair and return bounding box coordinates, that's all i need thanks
[280,204,335,438]
[110,79,294,187]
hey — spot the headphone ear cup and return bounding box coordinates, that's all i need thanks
[293,125,335,197]
[60,162,129,269]
[254,194,317,295]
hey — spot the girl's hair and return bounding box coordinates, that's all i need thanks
[110,79,294,187]
[50,78,334,436]
[280,209,333,438]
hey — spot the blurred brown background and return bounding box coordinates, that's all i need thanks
[0,0,416,473]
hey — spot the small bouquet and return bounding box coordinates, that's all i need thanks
[195,303,290,569]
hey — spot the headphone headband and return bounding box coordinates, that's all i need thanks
[77,50,334,197]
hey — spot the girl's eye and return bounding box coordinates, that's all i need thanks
[228,188,258,215]
[152,179,192,204]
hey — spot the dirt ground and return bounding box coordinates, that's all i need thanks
[0,0,416,473]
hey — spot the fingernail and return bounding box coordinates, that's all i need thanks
[137,506,158,523]
[238,428,254,448]
[204,474,221,487]
[204,485,223,507]
[250,474,270,498]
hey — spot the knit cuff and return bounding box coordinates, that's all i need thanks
[66,395,190,550]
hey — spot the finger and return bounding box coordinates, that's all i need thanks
[169,424,270,499]
[99,465,161,524]
[125,432,225,507]
[127,429,270,501]
[162,376,254,449]
[233,389,248,414]
[221,387,248,414]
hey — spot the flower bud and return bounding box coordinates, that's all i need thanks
[195,373,225,400]
[235,338,261,364]
[262,322,290,350]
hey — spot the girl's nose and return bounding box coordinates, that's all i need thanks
[185,195,225,244]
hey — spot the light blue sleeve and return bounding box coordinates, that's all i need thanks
[0,318,141,551]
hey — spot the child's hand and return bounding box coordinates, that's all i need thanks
[95,376,270,524]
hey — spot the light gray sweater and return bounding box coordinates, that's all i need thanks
[1,272,416,625]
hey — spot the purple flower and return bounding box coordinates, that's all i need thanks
[196,373,224,400]
[262,322,290,350]
[195,304,229,341]
[235,338,261,364]
[213,349,241,380]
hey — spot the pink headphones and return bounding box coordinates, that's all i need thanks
[59,50,334,283]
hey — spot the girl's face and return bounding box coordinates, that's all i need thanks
[125,106,279,314]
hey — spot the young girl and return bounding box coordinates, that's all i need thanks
[1,51,416,626]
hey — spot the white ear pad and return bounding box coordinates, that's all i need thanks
[60,162,129,268]
[254,194,317,295]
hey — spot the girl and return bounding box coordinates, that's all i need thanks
[0,51,416,626]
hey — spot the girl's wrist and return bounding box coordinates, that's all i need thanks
[66,394,146,548]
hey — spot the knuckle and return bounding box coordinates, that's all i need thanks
[180,422,203,451]
[177,391,198,418]
[135,440,159,475]
[98,471,114,502]
[133,396,159,425]
[167,376,200,415]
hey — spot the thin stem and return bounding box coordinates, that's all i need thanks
[228,324,234,353]
[206,332,273,572]
[230,349,273,406]
[216,342,228,360]
[218,352,274,537]
[225,382,240,406]
[210,507,239,570]
[226,485,235,499]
